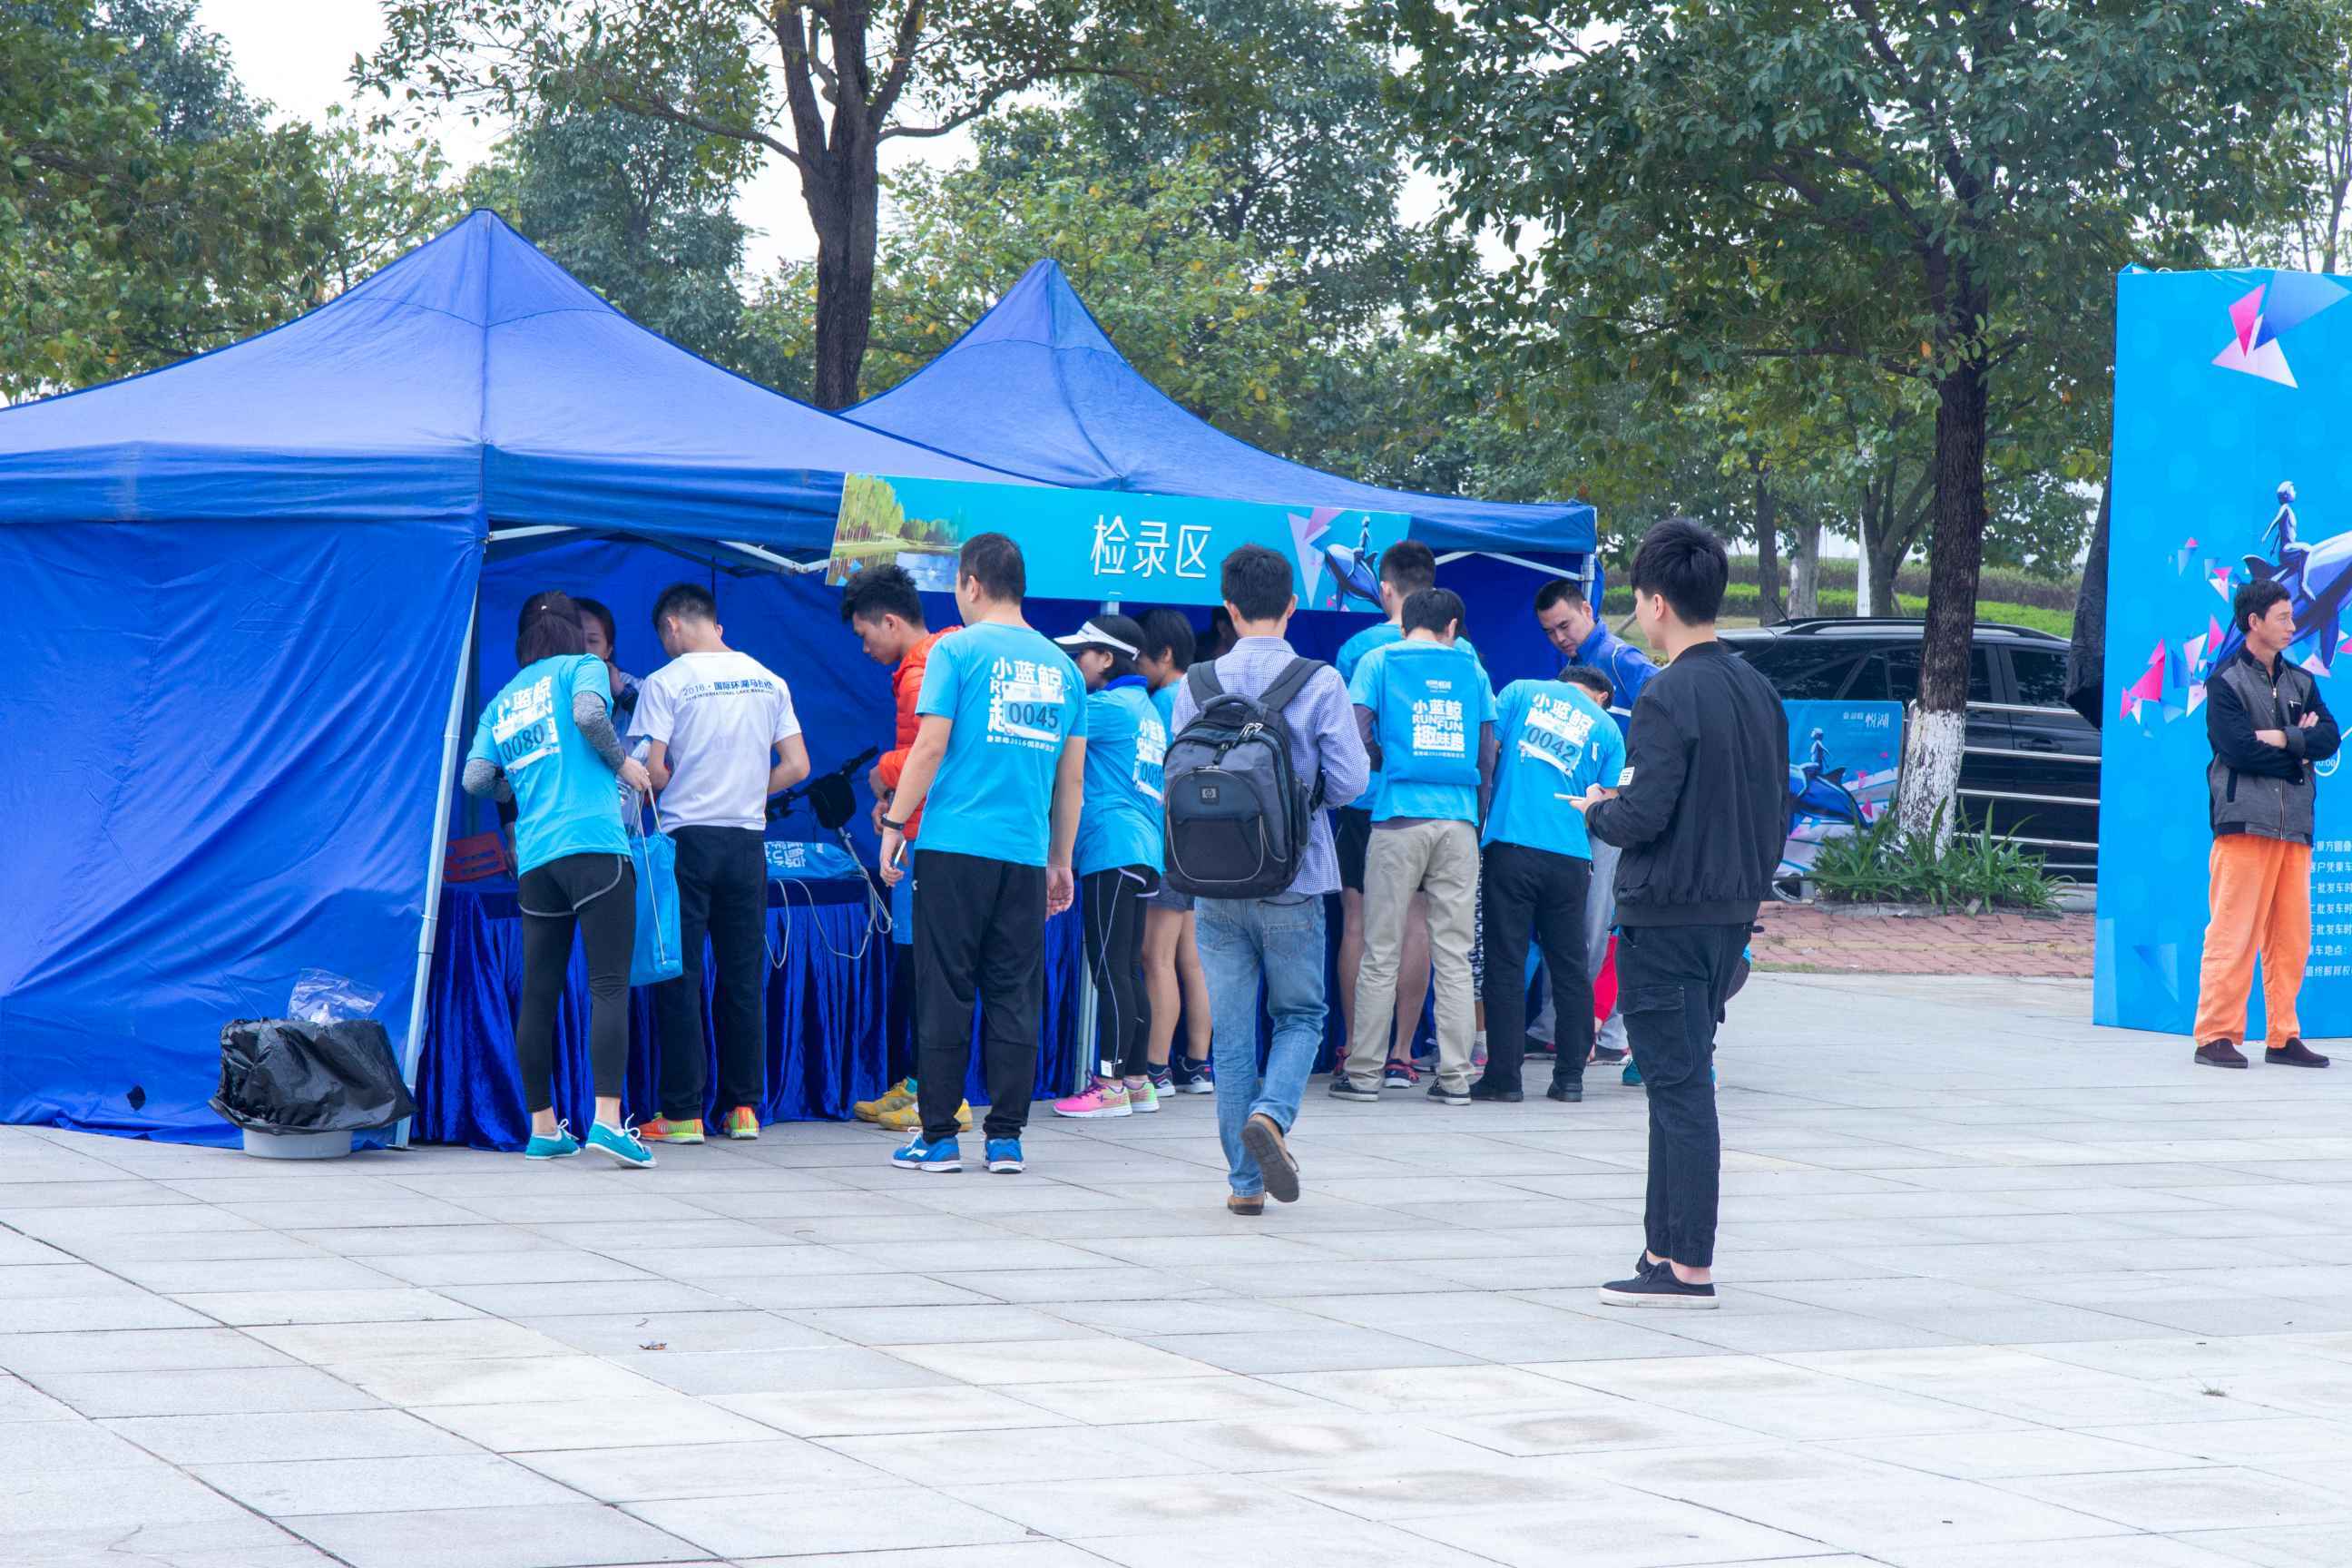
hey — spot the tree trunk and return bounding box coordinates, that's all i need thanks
[1753,460,1785,624]
[804,142,881,409]
[1788,513,1821,616]
[1853,534,1909,620]
[1896,346,1991,851]
[2063,477,2112,728]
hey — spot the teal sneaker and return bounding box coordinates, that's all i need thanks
[893,1134,962,1172]
[524,1122,581,1161]
[985,1137,1024,1174]
[1622,1060,1642,1087]
[586,1120,655,1169]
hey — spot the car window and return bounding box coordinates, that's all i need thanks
[2010,648,2071,708]
[1869,645,1994,703]
[1739,642,1866,700]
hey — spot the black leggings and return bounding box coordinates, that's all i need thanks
[1083,866,1156,1080]
[517,852,637,1112]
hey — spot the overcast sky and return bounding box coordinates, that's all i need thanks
[195,0,1456,279]
[195,0,973,274]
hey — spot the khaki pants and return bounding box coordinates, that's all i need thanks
[2192,834,2313,1046]
[1348,818,1480,1090]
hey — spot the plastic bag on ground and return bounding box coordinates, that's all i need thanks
[211,1019,417,1134]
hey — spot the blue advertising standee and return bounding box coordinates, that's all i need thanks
[2104,264,2352,1038]
[828,474,1409,614]
[1779,700,1903,882]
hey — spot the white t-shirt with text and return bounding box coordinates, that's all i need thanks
[629,649,802,831]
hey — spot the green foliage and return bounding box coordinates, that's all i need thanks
[1808,809,2063,913]
[1376,0,2332,715]
[358,0,1236,405]
[3,1,461,399]
[461,52,794,391]
[828,142,1321,447]
[983,0,1412,333]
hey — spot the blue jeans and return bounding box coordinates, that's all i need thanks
[1196,894,1328,1198]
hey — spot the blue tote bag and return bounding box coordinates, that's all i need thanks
[629,795,683,987]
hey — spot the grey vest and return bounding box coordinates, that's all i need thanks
[2208,654,2319,845]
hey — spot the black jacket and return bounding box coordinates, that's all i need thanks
[1586,641,1788,926]
[2206,644,2339,844]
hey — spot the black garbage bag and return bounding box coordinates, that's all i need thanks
[211,1019,416,1134]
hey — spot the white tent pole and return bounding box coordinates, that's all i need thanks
[394,587,480,1148]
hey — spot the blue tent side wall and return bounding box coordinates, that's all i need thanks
[0,517,483,1142]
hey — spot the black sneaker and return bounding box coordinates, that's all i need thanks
[1546,1082,1583,1102]
[1328,1073,1382,1102]
[1598,1268,1718,1309]
[1240,1112,1301,1203]
[1523,1035,1556,1059]
[1466,1080,1523,1103]
[2195,1039,2250,1069]
[1590,1044,1629,1064]
[2269,1037,2333,1068]
[1426,1080,1472,1107]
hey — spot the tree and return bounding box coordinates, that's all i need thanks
[828,142,1321,447]
[985,0,1411,333]
[361,0,1215,407]
[463,74,794,390]
[1384,0,2330,845]
[4,2,463,400]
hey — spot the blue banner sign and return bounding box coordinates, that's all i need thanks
[2104,265,2352,1036]
[1779,700,1904,881]
[828,474,1411,613]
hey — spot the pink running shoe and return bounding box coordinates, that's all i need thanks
[1051,1078,1132,1119]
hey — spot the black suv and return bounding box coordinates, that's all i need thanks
[1720,618,2099,880]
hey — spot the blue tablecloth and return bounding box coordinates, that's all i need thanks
[416,875,1085,1150]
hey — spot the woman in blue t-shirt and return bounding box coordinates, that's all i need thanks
[462,592,656,1167]
[1050,615,1168,1121]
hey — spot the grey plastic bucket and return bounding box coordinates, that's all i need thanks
[240,1127,354,1161]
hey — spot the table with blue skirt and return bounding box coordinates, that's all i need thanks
[416,875,1478,1152]
[415,874,1087,1150]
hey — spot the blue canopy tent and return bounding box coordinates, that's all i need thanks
[0,210,1029,1142]
[848,260,1601,679]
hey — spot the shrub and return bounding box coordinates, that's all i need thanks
[1808,808,2064,913]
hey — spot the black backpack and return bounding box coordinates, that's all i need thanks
[1162,658,1328,899]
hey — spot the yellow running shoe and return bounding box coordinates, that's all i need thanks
[853,1078,916,1123]
[722,1106,760,1141]
[638,1115,705,1144]
[878,1099,972,1132]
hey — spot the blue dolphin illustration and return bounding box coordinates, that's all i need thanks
[2226,524,2352,672]
[1788,763,1864,826]
[1321,523,1384,610]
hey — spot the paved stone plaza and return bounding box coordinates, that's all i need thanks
[6,971,2352,1568]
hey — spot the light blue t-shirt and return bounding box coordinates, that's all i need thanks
[467,654,629,875]
[1348,638,1495,825]
[1484,680,1626,860]
[915,622,1088,867]
[1075,678,1167,877]
[1335,622,1484,809]
[1150,681,1179,738]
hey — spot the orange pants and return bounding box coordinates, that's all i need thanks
[2192,834,2313,1046]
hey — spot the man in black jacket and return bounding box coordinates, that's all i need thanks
[1577,519,1787,1308]
[2193,578,2340,1069]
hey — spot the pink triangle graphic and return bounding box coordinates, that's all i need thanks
[2230,284,2265,352]
[1288,505,1341,607]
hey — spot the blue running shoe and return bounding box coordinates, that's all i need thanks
[524,1122,580,1161]
[586,1120,654,1168]
[1622,1060,1642,1087]
[985,1137,1024,1174]
[893,1134,962,1173]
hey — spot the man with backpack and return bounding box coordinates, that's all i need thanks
[1164,544,1367,1213]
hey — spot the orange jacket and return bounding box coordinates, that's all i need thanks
[879,625,957,840]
